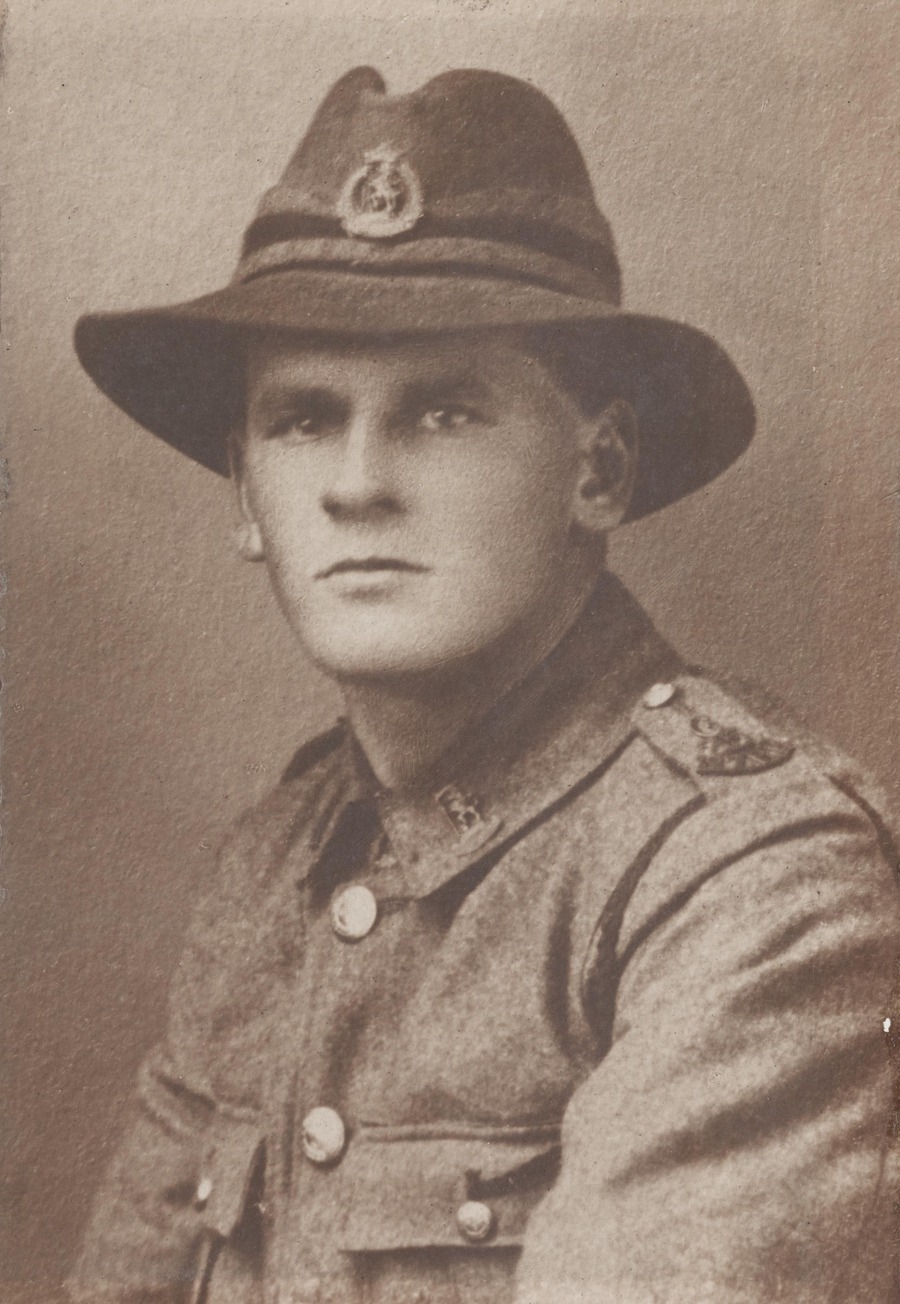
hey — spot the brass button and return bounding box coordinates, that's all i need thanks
[643,681,676,709]
[194,1176,213,1208]
[456,1200,494,1242]
[331,884,378,941]
[301,1106,346,1165]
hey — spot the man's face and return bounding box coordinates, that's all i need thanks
[238,331,593,680]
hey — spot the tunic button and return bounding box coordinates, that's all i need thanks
[194,1176,213,1208]
[456,1200,495,1242]
[301,1106,347,1165]
[643,681,676,709]
[331,884,378,941]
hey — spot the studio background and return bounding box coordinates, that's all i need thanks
[3,0,898,1297]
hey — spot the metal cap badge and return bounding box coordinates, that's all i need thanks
[337,146,424,238]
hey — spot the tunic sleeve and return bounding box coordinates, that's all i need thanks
[64,729,348,1303]
[66,1046,217,1304]
[65,819,279,1304]
[516,785,900,1303]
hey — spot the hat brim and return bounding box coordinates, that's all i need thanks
[74,268,754,521]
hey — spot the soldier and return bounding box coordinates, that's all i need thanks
[68,67,899,1303]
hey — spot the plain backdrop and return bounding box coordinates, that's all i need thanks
[2,0,899,1296]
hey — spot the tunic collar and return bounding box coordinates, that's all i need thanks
[309,573,683,899]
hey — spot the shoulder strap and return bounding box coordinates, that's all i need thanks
[632,673,796,779]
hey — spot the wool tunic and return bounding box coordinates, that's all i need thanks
[69,575,900,1303]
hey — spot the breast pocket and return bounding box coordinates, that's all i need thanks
[334,1123,561,1252]
[191,1113,266,1304]
[328,1122,561,1304]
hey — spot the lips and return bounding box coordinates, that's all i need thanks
[317,558,426,579]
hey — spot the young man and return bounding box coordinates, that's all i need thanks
[69,67,898,1303]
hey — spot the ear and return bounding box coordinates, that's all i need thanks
[572,398,639,534]
[229,434,266,563]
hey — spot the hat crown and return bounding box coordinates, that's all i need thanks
[239,66,620,303]
[284,66,598,207]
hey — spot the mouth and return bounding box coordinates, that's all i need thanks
[317,558,427,580]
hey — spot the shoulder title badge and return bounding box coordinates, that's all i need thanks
[690,714,794,777]
[338,146,424,239]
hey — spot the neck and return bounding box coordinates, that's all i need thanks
[339,568,599,790]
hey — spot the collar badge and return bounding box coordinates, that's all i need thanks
[338,146,424,239]
[435,783,504,856]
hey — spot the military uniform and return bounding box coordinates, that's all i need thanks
[68,575,900,1304]
[71,63,899,1304]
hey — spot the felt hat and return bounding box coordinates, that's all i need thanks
[74,66,754,519]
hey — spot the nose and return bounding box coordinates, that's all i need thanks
[320,411,401,521]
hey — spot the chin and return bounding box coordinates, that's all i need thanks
[303,639,462,681]
[298,614,497,682]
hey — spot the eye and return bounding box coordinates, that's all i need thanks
[264,398,346,441]
[420,405,477,432]
[269,414,325,439]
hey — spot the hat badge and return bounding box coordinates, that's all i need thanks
[338,145,424,238]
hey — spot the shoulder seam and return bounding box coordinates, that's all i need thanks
[830,774,900,875]
[579,788,708,1052]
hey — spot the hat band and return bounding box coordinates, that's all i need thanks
[246,199,614,259]
[236,236,618,303]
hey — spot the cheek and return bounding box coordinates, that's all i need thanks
[431,444,577,563]
[243,460,313,552]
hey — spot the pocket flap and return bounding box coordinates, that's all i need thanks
[334,1125,561,1251]
[198,1113,265,1239]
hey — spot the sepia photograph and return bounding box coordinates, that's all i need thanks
[3,1,899,1301]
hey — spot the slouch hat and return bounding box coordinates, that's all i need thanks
[75,66,754,520]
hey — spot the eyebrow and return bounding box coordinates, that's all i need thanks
[249,384,346,415]
[399,372,492,408]
[250,370,492,414]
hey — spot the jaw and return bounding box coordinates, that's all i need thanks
[300,547,600,683]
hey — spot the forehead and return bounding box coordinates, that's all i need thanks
[244,329,549,401]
